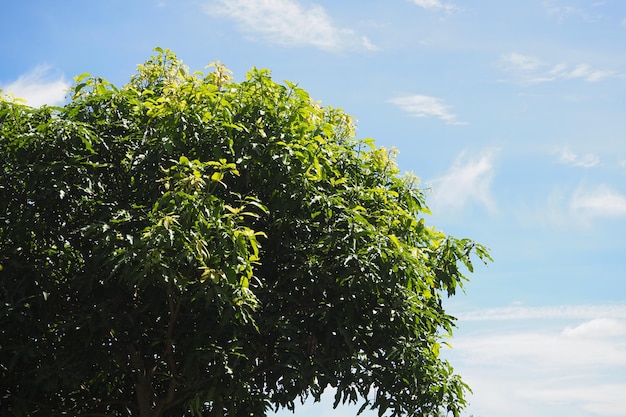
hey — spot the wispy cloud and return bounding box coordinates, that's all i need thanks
[459,304,626,321]
[1,65,68,107]
[542,0,605,22]
[500,52,618,84]
[554,147,600,168]
[456,321,626,369]
[520,384,626,417]
[504,52,542,72]
[409,0,459,13]
[563,317,626,338]
[522,183,626,228]
[388,94,465,125]
[448,304,626,417]
[203,0,377,52]
[571,184,626,218]
[428,148,498,214]
[456,326,626,416]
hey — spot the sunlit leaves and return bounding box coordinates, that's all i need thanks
[0,48,490,417]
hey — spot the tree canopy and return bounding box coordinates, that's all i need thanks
[0,48,491,417]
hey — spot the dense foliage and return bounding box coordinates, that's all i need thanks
[0,49,490,417]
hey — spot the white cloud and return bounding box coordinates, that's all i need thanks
[521,183,626,228]
[502,52,542,72]
[447,306,626,417]
[549,62,616,82]
[554,147,600,168]
[563,317,626,338]
[456,327,626,369]
[428,148,498,213]
[500,52,618,84]
[410,0,459,13]
[520,384,626,417]
[571,184,626,218]
[388,94,465,125]
[542,0,605,22]
[204,0,376,52]
[460,304,626,321]
[543,2,582,22]
[1,65,68,107]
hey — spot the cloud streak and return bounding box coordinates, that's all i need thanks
[523,183,626,229]
[459,304,626,321]
[388,94,465,125]
[520,384,626,417]
[428,148,498,213]
[1,65,68,107]
[409,0,459,13]
[456,323,626,369]
[204,0,376,52]
[570,184,626,219]
[554,147,600,168]
[448,304,626,417]
[500,52,618,84]
[542,0,605,23]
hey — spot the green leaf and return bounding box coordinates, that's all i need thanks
[0,48,490,417]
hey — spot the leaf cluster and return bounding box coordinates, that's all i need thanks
[0,49,491,417]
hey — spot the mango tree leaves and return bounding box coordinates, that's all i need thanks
[0,49,491,417]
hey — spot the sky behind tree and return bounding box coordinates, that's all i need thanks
[2,1,626,416]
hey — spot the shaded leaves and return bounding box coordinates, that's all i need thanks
[0,49,490,417]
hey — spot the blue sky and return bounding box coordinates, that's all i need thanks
[2,1,626,416]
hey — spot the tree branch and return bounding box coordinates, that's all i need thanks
[127,344,153,417]
[153,293,182,416]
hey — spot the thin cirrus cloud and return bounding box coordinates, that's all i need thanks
[410,0,459,13]
[455,320,626,369]
[520,384,626,417]
[459,304,626,321]
[500,52,618,84]
[563,317,626,338]
[570,184,626,218]
[428,148,499,214]
[449,304,626,417]
[203,0,377,52]
[554,147,600,168]
[525,183,626,228]
[1,65,68,107]
[542,0,606,22]
[455,325,626,417]
[388,94,465,125]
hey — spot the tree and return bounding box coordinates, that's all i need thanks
[0,48,491,417]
